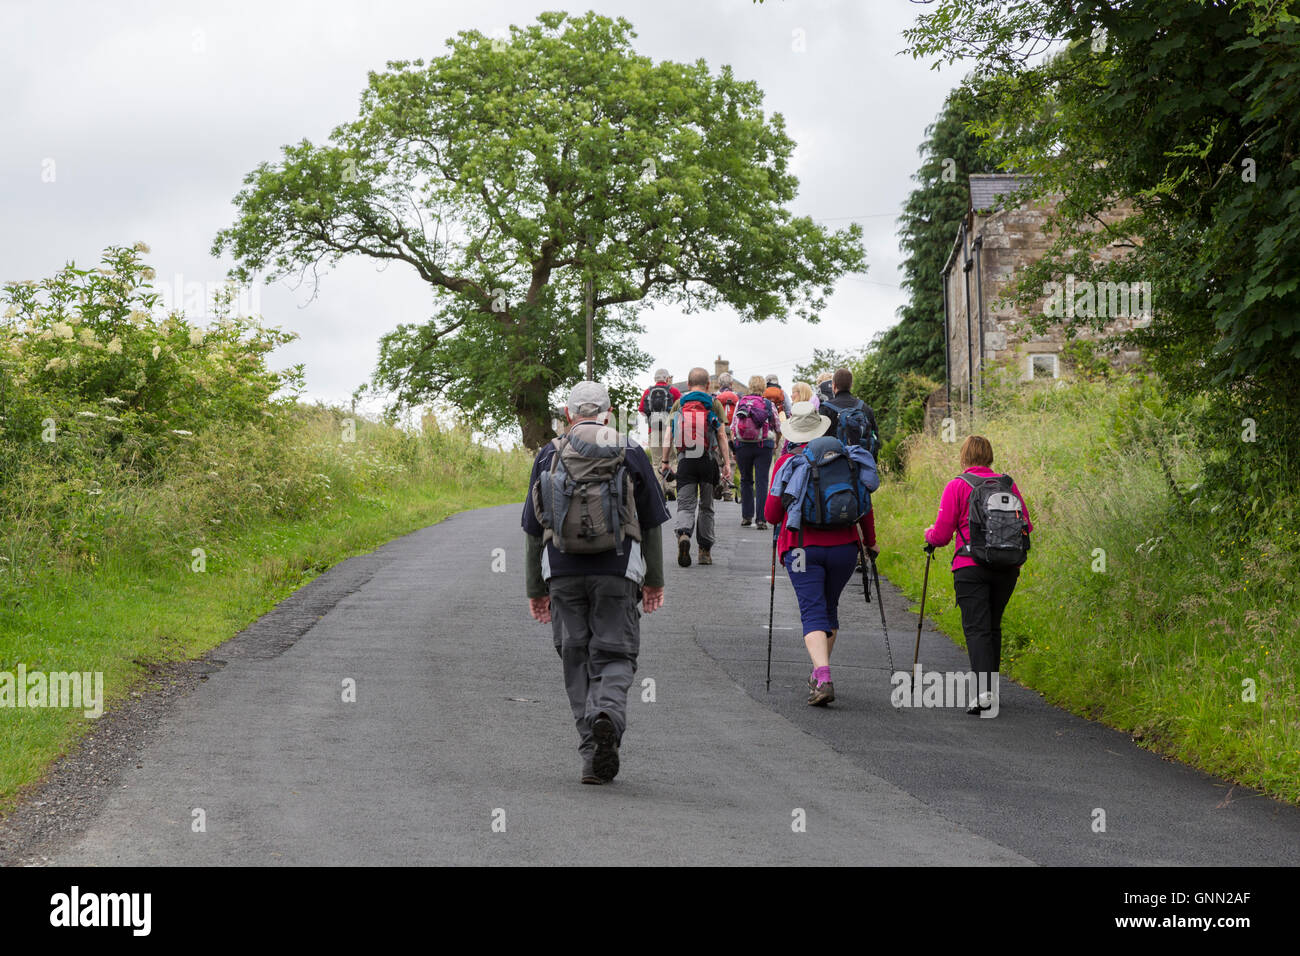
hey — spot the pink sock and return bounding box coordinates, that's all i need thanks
[813,666,831,683]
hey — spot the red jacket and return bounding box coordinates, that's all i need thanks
[639,382,682,416]
[764,452,876,559]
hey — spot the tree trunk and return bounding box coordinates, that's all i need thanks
[516,383,555,450]
[519,411,553,450]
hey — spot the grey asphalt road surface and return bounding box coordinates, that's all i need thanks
[46,501,1300,865]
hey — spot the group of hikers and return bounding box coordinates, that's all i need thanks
[523,366,1032,786]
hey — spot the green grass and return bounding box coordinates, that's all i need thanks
[0,409,532,808]
[874,378,1300,803]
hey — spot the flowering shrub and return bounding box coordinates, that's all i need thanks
[0,243,302,471]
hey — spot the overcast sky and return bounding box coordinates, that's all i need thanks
[1,0,964,432]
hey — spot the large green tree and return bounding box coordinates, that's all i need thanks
[214,11,864,447]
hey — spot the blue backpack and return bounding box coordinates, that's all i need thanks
[797,436,872,529]
[833,398,880,458]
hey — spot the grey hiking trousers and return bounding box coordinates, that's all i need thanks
[548,575,641,761]
[674,478,716,550]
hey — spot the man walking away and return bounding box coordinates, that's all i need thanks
[640,369,681,499]
[823,367,881,459]
[662,367,733,567]
[524,382,669,783]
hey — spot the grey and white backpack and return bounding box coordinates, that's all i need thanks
[533,424,640,555]
[956,473,1030,568]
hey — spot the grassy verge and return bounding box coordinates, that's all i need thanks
[874,378,1300,803]
[0,409,531,808]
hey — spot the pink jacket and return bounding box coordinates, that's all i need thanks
[924,466,1033,571]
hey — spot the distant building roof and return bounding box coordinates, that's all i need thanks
[969,174,1035,212]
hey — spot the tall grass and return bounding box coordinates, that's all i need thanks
[0,404,533,806]
[875,377,1300,802]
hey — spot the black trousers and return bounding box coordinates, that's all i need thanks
[952,564,1019,683]
[734,442,772,520]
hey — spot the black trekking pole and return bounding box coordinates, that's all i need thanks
[914,547,934,671]
[854,528,894,675]
[869,555,896,674]
[766,533,777,692]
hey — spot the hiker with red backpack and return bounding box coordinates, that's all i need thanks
[733,375,780,530]
[766,402,879,706]
[524,381,670,784]
[660,367,733,567]
[923,435,1032,716]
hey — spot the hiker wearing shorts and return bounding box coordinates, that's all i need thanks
[923,435,1033,716]
[732,375,780,531]
[524,381,670,784]
[661,367,733,567]
[765,402,878,706]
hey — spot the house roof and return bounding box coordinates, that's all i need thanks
[969,174,1034,212]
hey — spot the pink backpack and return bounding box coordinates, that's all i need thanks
[733,394,771,442]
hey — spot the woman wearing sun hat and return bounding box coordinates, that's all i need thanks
[764,402,878,706]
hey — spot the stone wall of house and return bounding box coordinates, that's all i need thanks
[946,198,1145,402]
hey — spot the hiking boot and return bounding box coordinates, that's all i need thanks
[581,760,603,785]
[741,517,753,527]
[755,520,768,531]
[808,672,817,692]
[807,680,835,707]
[592,715,620,782]
[698,548,712,565]
[677,534,692,567]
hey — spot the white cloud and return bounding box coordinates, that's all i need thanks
[1,0,963,414]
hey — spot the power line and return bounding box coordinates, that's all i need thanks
[810,212,900,221]
[847,277,903,289]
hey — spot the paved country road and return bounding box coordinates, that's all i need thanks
[19,502,1300,865]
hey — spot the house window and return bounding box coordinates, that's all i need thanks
[1029,354,1059,380]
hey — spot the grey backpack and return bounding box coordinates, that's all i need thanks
[956,473,1030,568]
[533,424,640,555]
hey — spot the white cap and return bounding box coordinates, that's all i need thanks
[566,381,611,419]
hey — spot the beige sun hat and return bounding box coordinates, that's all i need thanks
[781,401,830,444]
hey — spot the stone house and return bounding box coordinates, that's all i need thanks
[672,355,732,395]
[939,174,1147,414]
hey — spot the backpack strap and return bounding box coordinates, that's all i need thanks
[610,463,626,557]
[954,472,980,554]
[545,438,574,552]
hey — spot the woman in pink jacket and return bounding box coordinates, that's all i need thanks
[923,435,1032,716]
